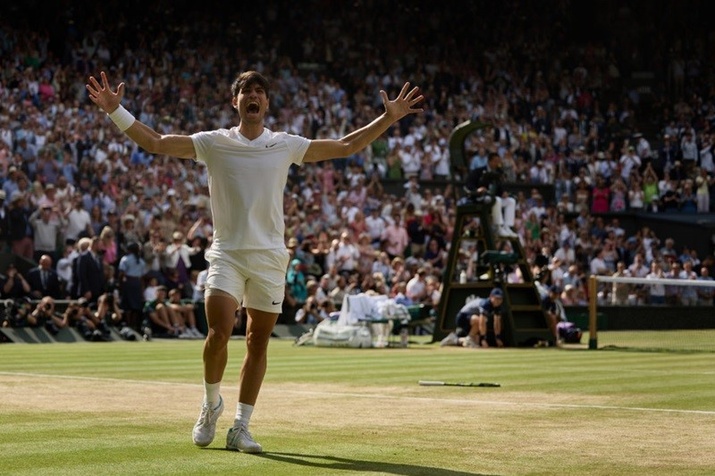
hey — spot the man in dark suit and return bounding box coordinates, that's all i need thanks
[77,236,105,304]
[27,254,62,299]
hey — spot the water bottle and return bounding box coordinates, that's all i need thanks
[400,327,409,347]
[460,269,467,284]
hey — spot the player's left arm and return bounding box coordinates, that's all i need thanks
[303,82,423,163]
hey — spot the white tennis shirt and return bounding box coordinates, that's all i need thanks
[192,127,310,251]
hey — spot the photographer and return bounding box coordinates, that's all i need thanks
[96,292,123,328]
[464,152,517,238]
[27,296,65,335]
[63,297,108,341]
[294,295,323,325]
[1,263,31,299]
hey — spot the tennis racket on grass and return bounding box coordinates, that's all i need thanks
[418,380,501,387]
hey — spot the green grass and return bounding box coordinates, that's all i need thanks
[593,329,715,353]
[1,337,714,475]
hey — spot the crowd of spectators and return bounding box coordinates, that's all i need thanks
[1,1,715,337]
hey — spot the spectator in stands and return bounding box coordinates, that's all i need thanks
[423,237,447,274]
[590,175,610,214]
[117,241,147,331]
[56,243,76,298]
[695,168,712,213]
[167,287,203,338]
[143,285,179,337]
[334,231,360,275]
[89,205,105,237]
[143,229,167,284]
[0,190,8,252]
[365,206,386,248]
[679,260,699,306]
[7,192,33,260]
[64,193,94,242]
[164,231,200,291]
[77,236,106,304]
[441,287,505,348]
[381,212,409,260]
[645,261,666,305]
[609,177,628,212]
[99,225,118,267]
[27,254,62,300]
[1,263,31,299]
[29,205,65,264]
[664,260,682,306]
[642,163,660,211]
[697,267,714,306]
[405,267,428,304]
[611,261,632,305]
[619,145,641,183]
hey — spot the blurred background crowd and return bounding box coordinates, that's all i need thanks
[1,1,714,336]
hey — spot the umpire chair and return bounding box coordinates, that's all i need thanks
[432,120,552,347]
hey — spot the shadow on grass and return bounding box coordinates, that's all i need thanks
[254,451,494,475]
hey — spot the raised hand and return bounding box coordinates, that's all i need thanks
[86,71,125,114]
[380,82,424,121]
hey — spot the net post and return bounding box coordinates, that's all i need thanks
[588,275,598,350]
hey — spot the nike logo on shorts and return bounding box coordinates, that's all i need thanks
[272,300,282,305]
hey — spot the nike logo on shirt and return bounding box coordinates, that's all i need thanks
[272,300,282,305]
[265,143,278,148]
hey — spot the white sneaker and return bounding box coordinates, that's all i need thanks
[497,226,517,238]
[440,332,459,347]
[191,327,205,338]
[226,423,263,453]
[462,336,479,348]
[192,396,224,447]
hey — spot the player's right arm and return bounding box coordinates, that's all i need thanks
[86,71,196,159]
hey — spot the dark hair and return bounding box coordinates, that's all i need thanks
[231,71,270,98]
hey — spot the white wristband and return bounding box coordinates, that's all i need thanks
[107,105,136,132]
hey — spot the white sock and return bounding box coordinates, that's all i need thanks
[203,380,221,408]
[235,402,254,427]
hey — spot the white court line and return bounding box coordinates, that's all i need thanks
[2,371,714,416]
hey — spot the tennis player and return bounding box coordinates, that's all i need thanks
[86,70,423,452]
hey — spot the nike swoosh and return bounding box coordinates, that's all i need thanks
[272,300,282,305]
[265,143,278,148]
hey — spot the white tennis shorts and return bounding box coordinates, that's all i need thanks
[204,247,290,313]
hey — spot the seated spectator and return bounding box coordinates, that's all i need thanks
[167,288,203,338]
[143,285,180,337]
